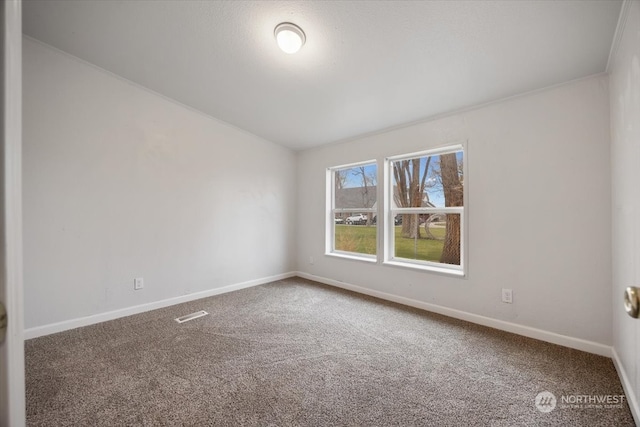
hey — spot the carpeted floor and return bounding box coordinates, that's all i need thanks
[26,278,634,426]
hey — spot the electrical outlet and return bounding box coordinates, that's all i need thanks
[309,256,314,265]
[134,277,144,290]
[502,288,513,304]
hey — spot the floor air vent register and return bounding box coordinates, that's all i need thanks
[174,310,208,324]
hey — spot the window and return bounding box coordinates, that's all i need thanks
[385,145,464,274]
[327,161,378,260]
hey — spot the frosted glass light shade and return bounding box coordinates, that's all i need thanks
[275,23,306,54]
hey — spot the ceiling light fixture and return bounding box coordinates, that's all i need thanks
[274,22,306,54]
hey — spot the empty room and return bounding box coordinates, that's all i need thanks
[1,0,640,425]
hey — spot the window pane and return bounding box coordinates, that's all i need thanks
[334,164,377,209]
[335,212,377,255]
[393,213,461,265]
[392,151,463,209]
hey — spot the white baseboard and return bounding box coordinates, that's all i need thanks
[24,272,296,340]
[296,271,612,357]
[612,347,640,425]
[25,270,613,359]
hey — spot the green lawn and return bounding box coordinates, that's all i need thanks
[334,225,445,262]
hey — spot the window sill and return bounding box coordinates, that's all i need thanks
[325,252,377,263]
[383,260,465,277]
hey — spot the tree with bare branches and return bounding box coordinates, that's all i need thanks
[335,170,347,191]
[393,157,431,238]
[439,153,463,265]
[352,166,376,225]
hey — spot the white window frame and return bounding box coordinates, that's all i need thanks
[326,160,378,262]
[383,144,466,276]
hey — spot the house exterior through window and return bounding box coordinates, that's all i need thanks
[327,161,377,260]
[326,144,465,276]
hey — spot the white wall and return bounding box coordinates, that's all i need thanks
[23,38,296,330]
[22,31,615,353]
[610,0,640,421]
[297,74,612,347]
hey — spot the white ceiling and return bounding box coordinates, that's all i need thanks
[23,1,622,151]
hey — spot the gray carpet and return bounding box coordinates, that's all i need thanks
[26,278,634,426]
